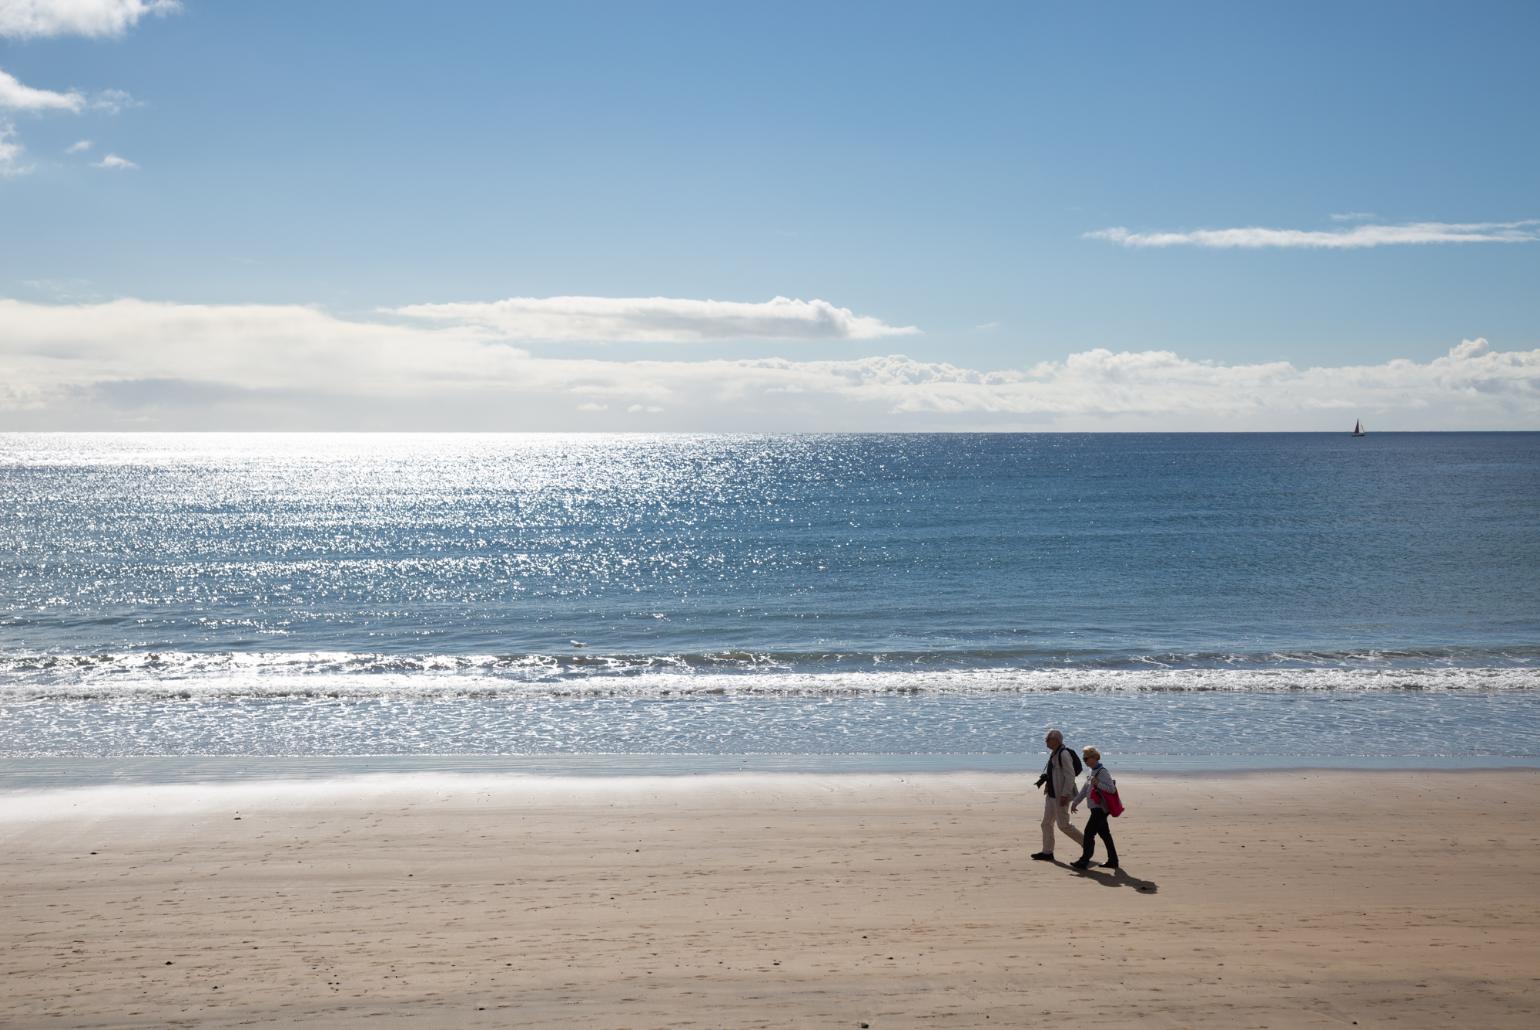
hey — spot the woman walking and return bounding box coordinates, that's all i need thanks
[1069,746,1119,870]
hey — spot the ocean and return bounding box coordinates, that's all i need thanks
[3,431,1538,784]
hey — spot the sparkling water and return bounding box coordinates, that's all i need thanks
[3,432,1538,776]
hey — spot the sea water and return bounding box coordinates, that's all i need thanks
[3,432,1538,783]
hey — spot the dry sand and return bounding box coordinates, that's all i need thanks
[3,770,1539,1028]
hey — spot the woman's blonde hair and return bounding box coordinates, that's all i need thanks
[1081,746,1101,762]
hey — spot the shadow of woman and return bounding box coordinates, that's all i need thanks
[1071,865,1158,894]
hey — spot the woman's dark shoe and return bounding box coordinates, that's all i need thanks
[1069,858,1091,870]
[1030,851,1054,861]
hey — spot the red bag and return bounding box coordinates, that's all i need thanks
[1091,785,1125,817]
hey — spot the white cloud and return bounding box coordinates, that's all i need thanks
[0,122,25,174]
[1329,211,1376,222]
[0,8,161,169]
[0,67,84,111]
[0,297,520,407]
[0,0,179,39]
[1085,220,1540,249]
[2,298,1538,430]
[0,70,141,115]
[387,295,920,342]
[95,152,137,169]
[87,88,139,114]
[0,70,140,173]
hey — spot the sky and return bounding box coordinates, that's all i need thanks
[1,0,1538,431]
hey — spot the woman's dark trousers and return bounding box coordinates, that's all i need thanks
[1081,808,1118,864]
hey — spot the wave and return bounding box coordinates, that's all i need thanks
[2,648,1538,700]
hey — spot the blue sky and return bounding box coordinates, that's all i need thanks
[2,1,1537,430]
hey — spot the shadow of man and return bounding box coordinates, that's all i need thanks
[1069,864,1158,894]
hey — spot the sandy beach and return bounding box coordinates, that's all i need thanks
[3,770,1539,1028]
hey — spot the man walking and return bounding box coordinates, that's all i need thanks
[1031,728,1084,861]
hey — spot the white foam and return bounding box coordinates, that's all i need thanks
[4,662,1539,700]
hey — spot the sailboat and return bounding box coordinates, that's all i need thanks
[1352,419,1366,437]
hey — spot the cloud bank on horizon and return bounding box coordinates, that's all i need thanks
[387,296,920,343]
[1086,220,1540,249]
[2,297,1535,432]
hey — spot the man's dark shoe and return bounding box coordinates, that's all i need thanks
[1030,851,1054,861]
[1069,858,1091,870]
[1100,861,1119,869]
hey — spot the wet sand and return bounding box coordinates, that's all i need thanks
[3,770,1538,1028]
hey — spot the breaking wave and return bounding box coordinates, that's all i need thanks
[3,648,1538,701]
